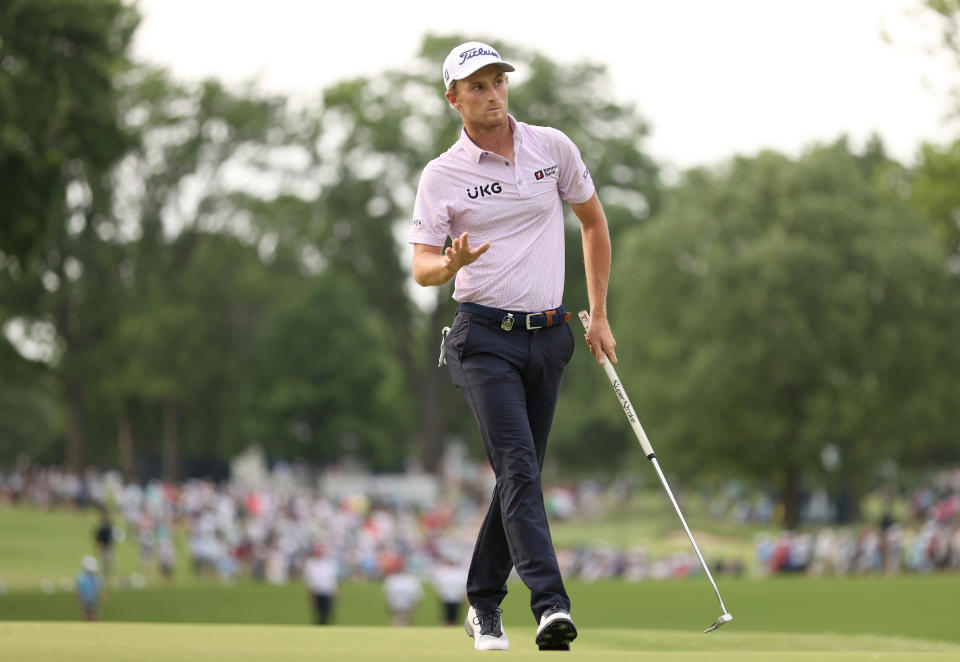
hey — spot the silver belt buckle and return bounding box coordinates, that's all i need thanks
[500,313,515,331]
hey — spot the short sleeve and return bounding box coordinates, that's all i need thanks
[552,130,595,204]
[409,165,451,246]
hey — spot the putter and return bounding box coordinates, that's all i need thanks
[579,311,733,634]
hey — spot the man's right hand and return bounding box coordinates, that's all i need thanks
[412,234,490,287]
[442,232,489,273]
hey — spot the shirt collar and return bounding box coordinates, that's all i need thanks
[458,114,520,164]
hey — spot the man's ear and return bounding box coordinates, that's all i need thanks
[445,90,459,110]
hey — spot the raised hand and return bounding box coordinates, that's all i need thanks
[442,232,490,274]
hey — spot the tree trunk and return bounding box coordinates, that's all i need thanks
[416,299,460,472]
[418,367,448,472]
[161,399,181,481]
[64,379,85,471]
[117,403,136,481]
[837,473,863,524]
[781,463,801,529]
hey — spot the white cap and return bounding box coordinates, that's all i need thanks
[82,555,99,573]
[442,41,515,88]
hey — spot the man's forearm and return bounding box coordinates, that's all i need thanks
[412,234,489,288]
[574,195,612,318]
[582,223,611,317]
[413,251,456,286]
[573,194,618,363]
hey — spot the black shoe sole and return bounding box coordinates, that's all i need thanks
[536,619,577,651]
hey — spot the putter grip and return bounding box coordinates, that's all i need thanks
[578,311,656,458]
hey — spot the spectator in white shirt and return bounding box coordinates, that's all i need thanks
[383,563,423,626]
[303,544,338,625]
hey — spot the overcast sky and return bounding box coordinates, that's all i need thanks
[132,0,957,171]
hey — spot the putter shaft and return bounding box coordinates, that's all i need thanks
[579,311,732,633]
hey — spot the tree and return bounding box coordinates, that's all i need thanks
[609,140,959,528]
[911,140,960,257]
[101,68,414,478]
[916,1,960,257]
[0,0,139,470]
[925,1,960,68]
[101,69,300,479]
[0,0,137,261]
[239,267,413,469]
[0,338,61,463]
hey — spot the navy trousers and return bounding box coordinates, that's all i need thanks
[444,310,574,622]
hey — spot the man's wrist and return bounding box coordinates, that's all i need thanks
[441,262,459,282]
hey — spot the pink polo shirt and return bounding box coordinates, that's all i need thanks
[410,115,595,312]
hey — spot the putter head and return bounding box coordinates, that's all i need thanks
[704,612,733,633]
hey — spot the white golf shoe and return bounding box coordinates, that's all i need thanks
[464,605,509,651]
[535,605,577,651]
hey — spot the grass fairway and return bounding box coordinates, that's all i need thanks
[5,575,960,645]
[2,622,959,662]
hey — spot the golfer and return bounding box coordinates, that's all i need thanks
[410,41,617,651]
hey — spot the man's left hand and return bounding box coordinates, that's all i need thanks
[584,314,617,364]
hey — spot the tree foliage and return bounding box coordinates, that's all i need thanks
[0,0,137,261]
[608,140,960,527]
[0,0,138,470]
[911,140,960,256]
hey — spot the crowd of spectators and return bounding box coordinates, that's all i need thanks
[757,469,960,576]
[0,464,476,588]
[1,464,958,595]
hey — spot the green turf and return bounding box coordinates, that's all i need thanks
[4,575,960,645]
[0,506,116,588]
[2,622,959,662]
[0,504,148,589]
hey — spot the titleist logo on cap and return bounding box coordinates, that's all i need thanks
[441,41,514,88]
[458,46,500,66]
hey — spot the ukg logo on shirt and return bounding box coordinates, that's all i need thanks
[467,182,503,199]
